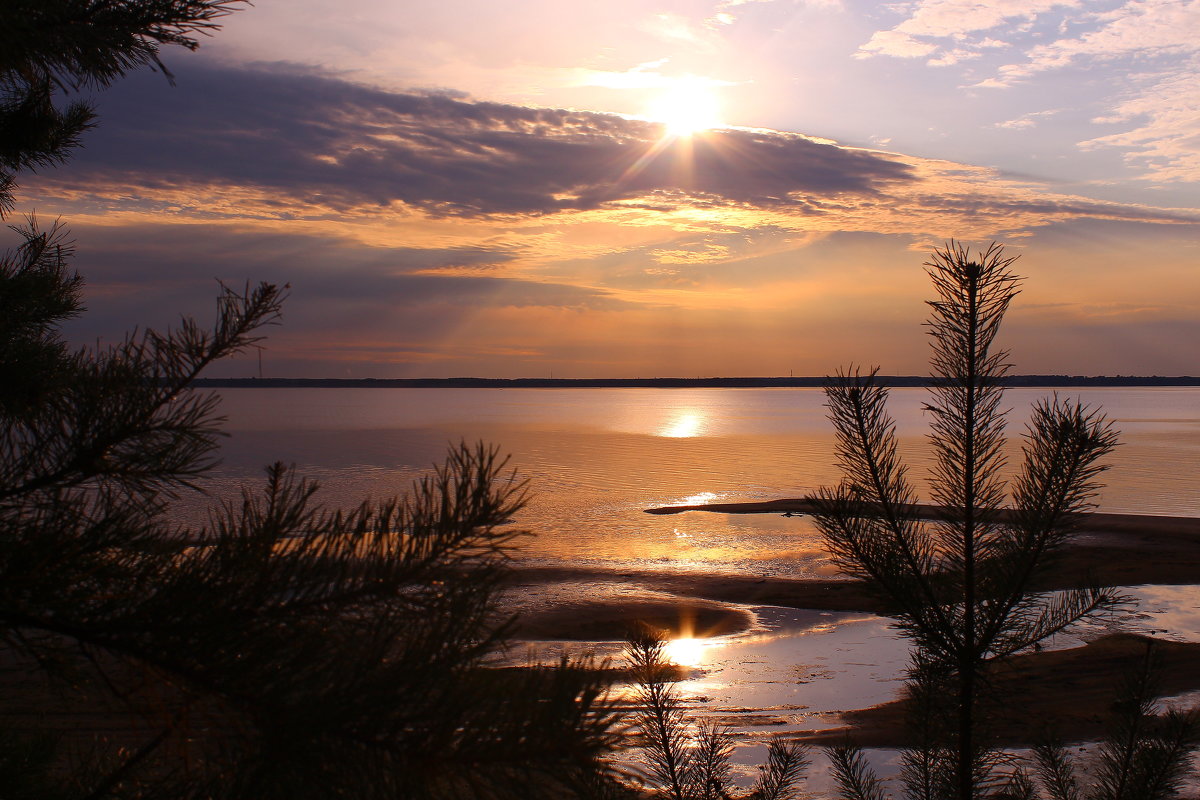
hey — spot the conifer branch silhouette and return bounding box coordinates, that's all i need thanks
[815,242,1120,800]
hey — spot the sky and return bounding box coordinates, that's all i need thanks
[17,0,1200,377]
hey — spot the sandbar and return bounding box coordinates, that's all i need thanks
[509,500,1200,746]
[797,632,1200,747]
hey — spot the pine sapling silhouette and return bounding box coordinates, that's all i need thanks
[1031,642,1199,800]
[0,3,626,797]
[625,627,810,800]
[812,242,1120,799]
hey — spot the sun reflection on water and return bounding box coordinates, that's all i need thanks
[664,636,711,668]
[660,412,705,438]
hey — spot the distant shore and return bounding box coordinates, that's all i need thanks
[193,375,1200,389]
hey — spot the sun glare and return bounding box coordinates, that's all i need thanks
[664,636,708,667]
[644,80,722,137]
[660,413,704,438]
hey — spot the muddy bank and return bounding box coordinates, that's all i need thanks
[646,499,1200,588]
[515,596,755,641]
[510,504,1200,747]
[509,566,881,639]
[795,632,1200,747]
[511,503,1200,642]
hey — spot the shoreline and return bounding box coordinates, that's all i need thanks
[510,503,1200,747]
[796,632,1200,747]
[194,376,1200,389]
[645,499,1200,588]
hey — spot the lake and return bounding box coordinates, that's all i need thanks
[203,386,1200,573]
[196,386,1200,783]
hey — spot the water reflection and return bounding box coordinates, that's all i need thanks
[660,412,705,438]
[201,387,1200,792]
[672,608,908,717]
[199,387,1200,577]
[665,636,710,667]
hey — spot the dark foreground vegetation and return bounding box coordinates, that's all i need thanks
[1,3,624,798]
[2,2,1196,799]
[805,242,1195,798]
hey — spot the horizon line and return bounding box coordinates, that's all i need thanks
[193,374,1200,388]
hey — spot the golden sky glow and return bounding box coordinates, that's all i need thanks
[11,1,1199,378]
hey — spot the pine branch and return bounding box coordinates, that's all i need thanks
[1,280,284,501]
[692,721,735,800]
[748,739,809,800]
[828,744,888,800]
[813,369,959,658]
[977,397,1119,653]
[0,2,248,215]
[1032,739,1082,800]
[625,627,695,800]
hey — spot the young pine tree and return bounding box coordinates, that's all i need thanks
[811,243,1120,800]
[625,627,810,800]
[1031,642,1199,800]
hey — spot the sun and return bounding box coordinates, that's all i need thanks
[644,79,723,137]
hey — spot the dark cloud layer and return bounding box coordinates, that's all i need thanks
[70,223,517,287]
[42,63,915,216]
[52,223,630,349]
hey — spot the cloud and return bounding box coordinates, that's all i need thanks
[986,1,1200,180]
[68,222,628,309]
[22,59,1193,248]
[995,109,1061,129]
[46,220,646,376]
[858,1,1200,182]
[35,212,1200,380]
[17,58,1196,328]
[33,63,912,219]
[994,0,1200,82]
[857,28,939,59]
[573,60,736,91]
[864,0,1200,83]
[1080,60,1200,182]
[857,0,1078,61]
[640,12,720,47]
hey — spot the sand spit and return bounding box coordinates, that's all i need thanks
[646,499,1200,589]
[508,501,1200,747]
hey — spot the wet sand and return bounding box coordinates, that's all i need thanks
[510,501,1200,746]
[799,632,1200,747]
[647,499,1200,588]
[515,596,755,641]
[512,502,1200,639]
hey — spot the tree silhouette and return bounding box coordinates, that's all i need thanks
[0,3,624,797]
[625,627,810,800]
[812,242,1120,799]
[1031,643,1198,800]
[0,0,245,216]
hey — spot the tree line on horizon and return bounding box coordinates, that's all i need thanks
[188,375,1200,388]
[1,2,1196,798]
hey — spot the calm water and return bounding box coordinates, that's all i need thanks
[202,386,1200,576]
[198,387,1200,777]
